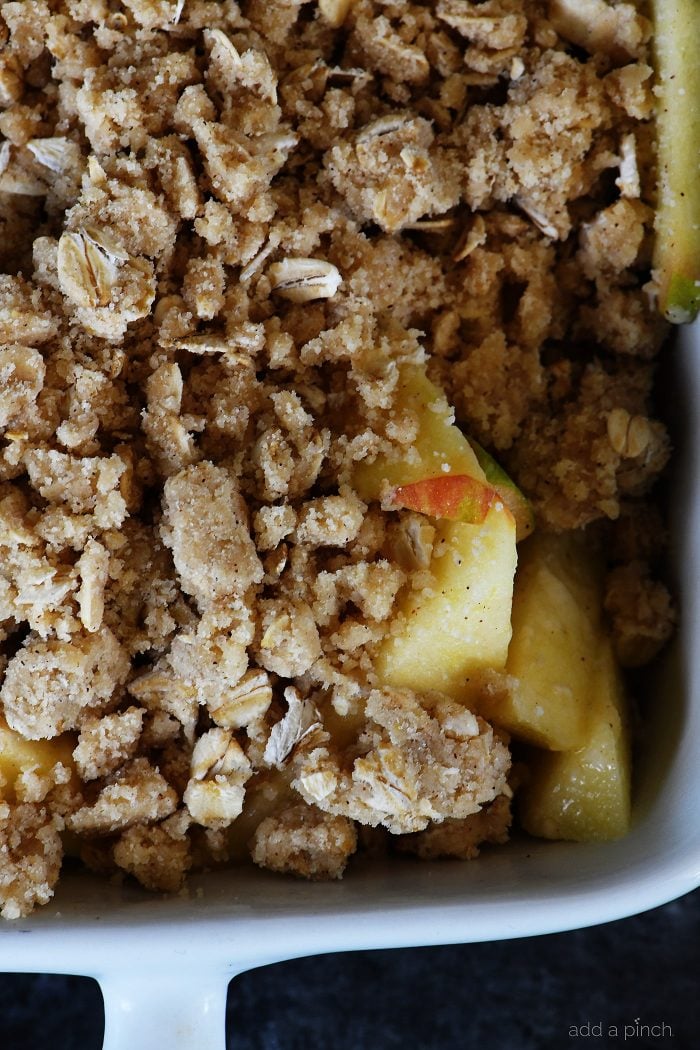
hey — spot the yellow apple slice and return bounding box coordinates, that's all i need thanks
[476,533,602,751]
[375,504,517,703]
[353,365,517,702]
[352,366,486,499]
[0,716,76,801]
[518,638,632,841]
[651,0,700,322]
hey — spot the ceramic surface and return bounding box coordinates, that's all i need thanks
[1,325,698,1049]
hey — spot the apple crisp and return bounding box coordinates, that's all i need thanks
[0,0,676,919]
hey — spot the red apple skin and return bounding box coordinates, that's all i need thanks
[390,474,500,523]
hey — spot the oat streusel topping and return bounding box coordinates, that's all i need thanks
[0,0,673,917]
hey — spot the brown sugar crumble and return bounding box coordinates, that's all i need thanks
[0,0,675,918]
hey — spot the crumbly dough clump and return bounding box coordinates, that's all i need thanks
[396,793,513,860]
[251,802,357,880]
[0,0,674,915]
[0,801,63,919]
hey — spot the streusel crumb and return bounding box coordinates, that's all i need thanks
[251,802,357,880]
[396,792,512,860]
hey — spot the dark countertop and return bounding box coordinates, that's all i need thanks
[1,888,698,1049]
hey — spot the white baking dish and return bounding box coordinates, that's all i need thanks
[1,324,698,1050]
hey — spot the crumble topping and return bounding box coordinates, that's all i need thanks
[251,801,357,880]
[67,756,177,836]
[2,626,130,739]
[0,0,674,916]
[294,688,510,834]
[72,706,144,781]
[0,800,63,920]
[396,791,512,860]
[160,462,264,605]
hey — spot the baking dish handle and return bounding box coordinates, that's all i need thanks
[100,970,230,1049]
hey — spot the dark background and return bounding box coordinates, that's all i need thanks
[1,888,697,1049]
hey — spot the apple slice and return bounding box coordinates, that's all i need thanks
[352,366,486,500]
[389,473,500,524]
[467,440,535,542]
[0,716,77,802]
[476,532,602,751]
[375,506,517,702]
[651,0,700,322]
[518,638,631,841]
